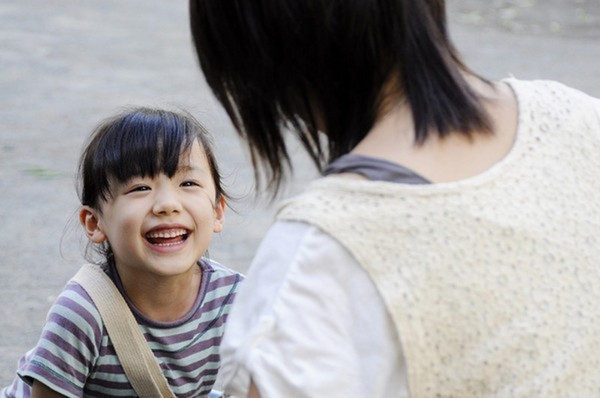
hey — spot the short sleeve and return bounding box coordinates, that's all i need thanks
[219,221,408,398]
[17,283,103,397]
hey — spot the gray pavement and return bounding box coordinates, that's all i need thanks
[0,0,598,386]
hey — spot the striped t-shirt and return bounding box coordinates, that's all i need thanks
[1,258,243,398]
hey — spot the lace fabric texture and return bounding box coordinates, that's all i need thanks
[277,79,600,397]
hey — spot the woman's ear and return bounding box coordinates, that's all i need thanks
[213,196,226,233]
[80,206,107,243]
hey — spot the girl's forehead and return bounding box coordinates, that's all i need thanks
[179,140,209,167]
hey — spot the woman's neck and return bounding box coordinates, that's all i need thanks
[351,76,518,183]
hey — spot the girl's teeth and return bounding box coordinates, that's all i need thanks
[153,241,183,247]
[146,229,188,246]
[147,229,186,238]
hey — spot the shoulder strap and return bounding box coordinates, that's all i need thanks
[71,264,176,398]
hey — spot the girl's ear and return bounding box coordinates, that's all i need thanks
[80,206,107,243]
[213,196,226,233]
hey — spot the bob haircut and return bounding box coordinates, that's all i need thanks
[78,107,227,211]
[190,0,491,193]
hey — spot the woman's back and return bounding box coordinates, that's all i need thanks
[276,78,600,397]
[189,0,600,395]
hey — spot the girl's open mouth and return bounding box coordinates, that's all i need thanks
[145,228,189,247]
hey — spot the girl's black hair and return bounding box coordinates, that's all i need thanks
[79,107,227,210]
[189,0,491,193]
[78,107,226,262]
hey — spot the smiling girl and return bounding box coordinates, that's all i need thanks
[1,107,243,397]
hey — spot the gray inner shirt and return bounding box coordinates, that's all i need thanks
[323,154,431,184]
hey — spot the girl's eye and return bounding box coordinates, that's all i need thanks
[127,185,151,193]
[181,181,201,188]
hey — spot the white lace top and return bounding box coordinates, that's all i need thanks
[219,79,600,397]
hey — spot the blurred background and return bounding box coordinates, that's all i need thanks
[0,0,598,385]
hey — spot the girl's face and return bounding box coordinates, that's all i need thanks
[81,141,225,278]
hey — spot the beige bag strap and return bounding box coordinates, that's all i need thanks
[71,264,176,398]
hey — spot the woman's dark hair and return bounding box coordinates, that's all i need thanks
[79,107,227,210]
[190,0,491,193]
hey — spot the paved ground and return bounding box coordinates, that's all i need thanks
[0,0,598,386]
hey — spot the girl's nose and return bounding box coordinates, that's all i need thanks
[152,187,182,215]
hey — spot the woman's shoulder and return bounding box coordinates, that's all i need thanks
[505,78,600,143]
[219,220,406,396]
[505,78,599,107]
[233,221,366,317]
